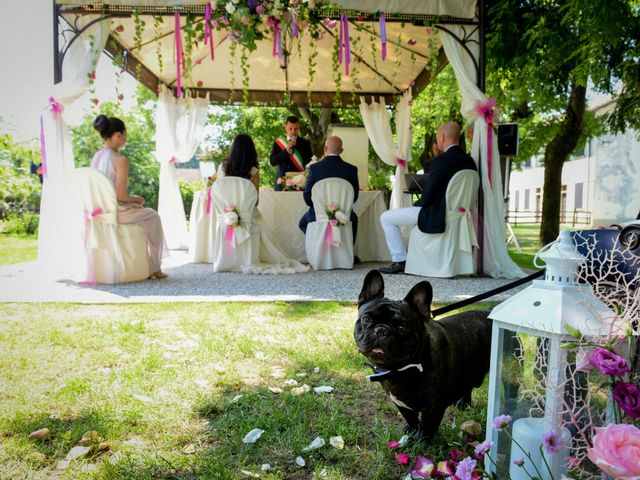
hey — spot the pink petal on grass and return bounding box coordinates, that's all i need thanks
[396,453,409,464]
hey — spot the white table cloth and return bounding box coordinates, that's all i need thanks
[189,189,390,263]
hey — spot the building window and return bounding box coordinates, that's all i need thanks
[575,182,583,209]
[535,188,542,222]
[561,185,568,222]
[524,189,530,210]
[514,190,520,210]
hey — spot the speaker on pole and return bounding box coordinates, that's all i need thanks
[498,123,519,156]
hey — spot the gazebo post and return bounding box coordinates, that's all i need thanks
[53,0,61,84]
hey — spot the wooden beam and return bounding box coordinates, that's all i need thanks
[190,88,397,107]
[411,47,448,98]
[104,34,160,95]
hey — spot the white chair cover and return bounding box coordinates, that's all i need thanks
[74,168,150,284]
[305,178,355,270]
[405,170,480,278]
[211,177,260,272]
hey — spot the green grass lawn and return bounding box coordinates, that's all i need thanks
[0,234,38,266]
[0,302,490,480]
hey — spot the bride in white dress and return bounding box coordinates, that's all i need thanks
[217,134,308,274]
[90,115,168,279]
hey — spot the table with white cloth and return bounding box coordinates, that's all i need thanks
[188,189,391,263]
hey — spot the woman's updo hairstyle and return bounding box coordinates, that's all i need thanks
[93,114,126,140]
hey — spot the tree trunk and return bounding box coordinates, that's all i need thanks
[539,84,586,245]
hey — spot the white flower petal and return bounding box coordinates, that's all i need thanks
[302,436,326,452]
[296,456,306,467]
[243,428,265,444]
[329,436,344,449]
[314,386,334,393]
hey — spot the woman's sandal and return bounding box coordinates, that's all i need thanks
[149,271,168,279]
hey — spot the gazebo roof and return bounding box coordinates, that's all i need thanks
[55,1,479,105]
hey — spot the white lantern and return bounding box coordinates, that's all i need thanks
[484,230,624,479]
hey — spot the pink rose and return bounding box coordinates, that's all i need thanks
[224,204,236,213]
[612,381,640,419]
[286,179,294,186]
[256,5,265,14]
[328,202,337,211]
[587,424,640,479]
[589,347,631,376]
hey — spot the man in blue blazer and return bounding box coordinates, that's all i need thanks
[379,122,477,274]
[299,136,359,242]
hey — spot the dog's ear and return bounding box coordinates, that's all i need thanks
[358,270,385,306]
[403,281,433,319]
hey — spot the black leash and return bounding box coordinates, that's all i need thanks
[431,269,545,318]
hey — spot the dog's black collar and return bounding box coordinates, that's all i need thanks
[366,363,424,382]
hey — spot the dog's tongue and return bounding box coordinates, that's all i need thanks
[371,348,385,355]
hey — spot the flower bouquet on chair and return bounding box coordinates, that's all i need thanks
[325,203,348,247]
[277,171,306,191]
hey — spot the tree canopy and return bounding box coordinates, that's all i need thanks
[488,0,640,244]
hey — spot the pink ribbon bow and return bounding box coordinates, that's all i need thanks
[474,97,499,186]
[81,207,105,286]
[225,225,234,257]
[397,158,407,169]
[325,219,337,247]
[48,97,64,120]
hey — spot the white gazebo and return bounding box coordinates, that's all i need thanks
[41,0,523,279]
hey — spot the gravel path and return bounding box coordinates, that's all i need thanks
[0,251,529,304]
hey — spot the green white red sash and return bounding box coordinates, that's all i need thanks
[275,137,304,172]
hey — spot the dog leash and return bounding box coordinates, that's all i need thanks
[430,269,545,318]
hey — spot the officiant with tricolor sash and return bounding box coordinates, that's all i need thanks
[269,115,313,191]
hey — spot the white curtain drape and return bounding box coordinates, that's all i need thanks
[359,89,412,210]
[38,14,109,279]
[156,86,209,249]
[440,25,524,279]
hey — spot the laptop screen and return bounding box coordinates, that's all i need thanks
[405,174,429,193]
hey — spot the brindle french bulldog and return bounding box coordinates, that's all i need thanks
[354,270,492,440]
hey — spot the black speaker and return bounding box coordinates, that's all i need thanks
[497,123,519,156]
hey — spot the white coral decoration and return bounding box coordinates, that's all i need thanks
[334,210,348,225]
[223,211,239,226]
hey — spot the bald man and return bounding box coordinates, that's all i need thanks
[299,136,359,241]
[379,122,477,274]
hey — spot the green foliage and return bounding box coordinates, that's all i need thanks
[0,131,41,224]
[487,0,638,162]
[178,178,201,220]
[205,106,290,189]
[411,65,462,170]
[71,86,160,209]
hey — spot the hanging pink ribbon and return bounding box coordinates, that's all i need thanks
[225,225,234,257]
[38,97,64,180]
[338,14,351,76]
[81,207,105,286]
[204,2,215,60]
[175,11,184,97]
[205,187,212,215]
[39,116,48,180]
[474,97,499,186]
[277,22,283,65]
[168,156,177,165]
[291,11,299,38]
[325,220,337,246]
[379,12,387,60]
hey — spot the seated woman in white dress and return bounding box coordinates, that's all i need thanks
[217,134,308,274]
[91,115,169,279]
